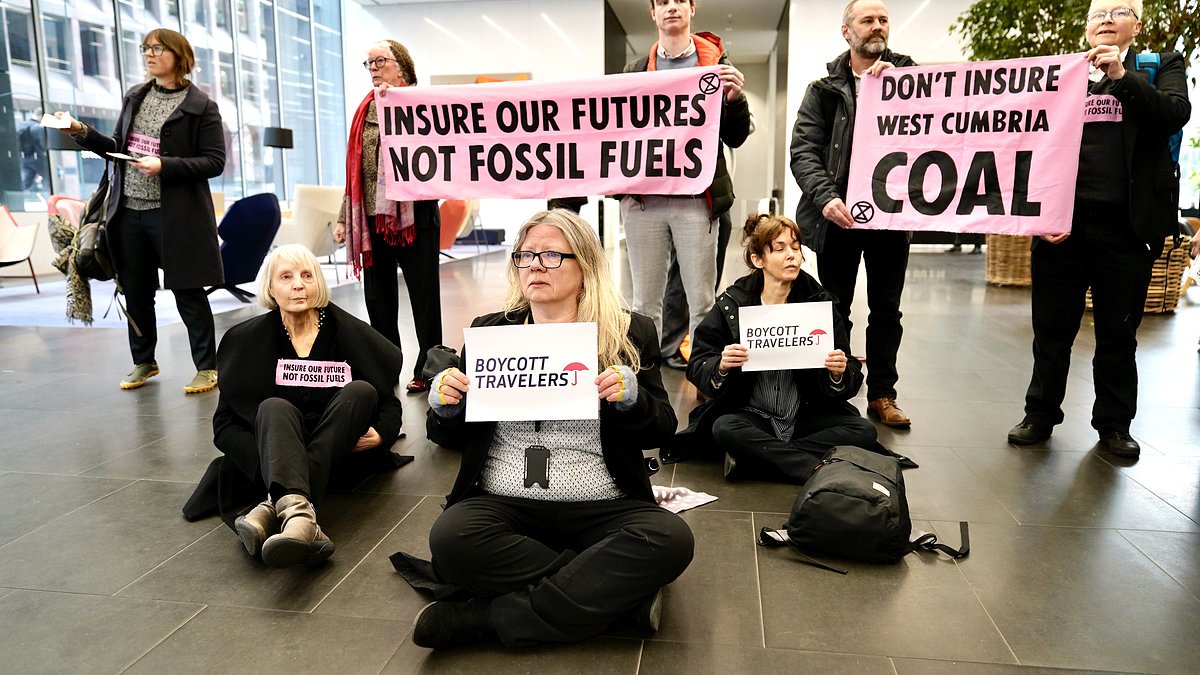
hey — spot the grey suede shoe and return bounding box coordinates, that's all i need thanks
[119,363,160,390]
[234,500,279,558]
[261,494,334,567]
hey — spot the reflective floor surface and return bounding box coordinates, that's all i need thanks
[0,244,1197,674]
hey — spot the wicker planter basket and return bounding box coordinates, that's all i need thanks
[985,234,1033,286]
[1086,235,1191,314]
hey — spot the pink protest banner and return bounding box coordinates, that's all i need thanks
[376,67,724,201]
[845,53,1089,236]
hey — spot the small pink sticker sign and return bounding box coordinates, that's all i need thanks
[275,359,351,388]
[127,133,160,157]
[1083,95,1123,123]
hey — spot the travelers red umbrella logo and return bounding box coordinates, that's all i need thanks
[809,329,827,344]
[562,362,589,385]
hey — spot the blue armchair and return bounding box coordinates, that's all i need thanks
[207,193,281,303]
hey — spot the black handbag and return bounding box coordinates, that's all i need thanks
[75,166,115,281]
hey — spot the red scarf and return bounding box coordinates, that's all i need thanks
[344,88,415,277]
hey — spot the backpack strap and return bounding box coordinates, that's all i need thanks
[910,521,970,559]
[1134,52,1160,85]
[758,527,848,575]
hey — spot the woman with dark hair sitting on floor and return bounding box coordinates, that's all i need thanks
[209,244,404,567]
[412,209,693,650]
[684,213,877,482]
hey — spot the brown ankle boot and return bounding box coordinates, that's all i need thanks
[261,494,334,568]
[234,500,279,558]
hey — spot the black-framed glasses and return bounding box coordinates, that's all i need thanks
[362,56,398,70]
[1086,7,1138,23]
[511,250,577,269]
[140,44,165,55]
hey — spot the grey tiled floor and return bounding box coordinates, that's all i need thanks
[1,246,1198,674]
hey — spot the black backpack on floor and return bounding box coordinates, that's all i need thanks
[759,445,968,574]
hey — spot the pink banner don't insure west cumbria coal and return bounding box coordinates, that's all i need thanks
[846,53,1090,236]
[376,67,726,201]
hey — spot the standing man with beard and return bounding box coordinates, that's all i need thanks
[789,0,915,428]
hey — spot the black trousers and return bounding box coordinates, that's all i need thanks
[429,494,694,647]
[1024,207,1156,433]
[661,210,732,356]
[113,207,216,370]
[254,380,377,504]
[817,227,909,401]
[362,218,442,380]
[711,409,878,483]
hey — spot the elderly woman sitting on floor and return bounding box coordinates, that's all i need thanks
[206,244,404,567]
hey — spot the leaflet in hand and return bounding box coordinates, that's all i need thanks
[107,152,139,162]
[39,114,71,129]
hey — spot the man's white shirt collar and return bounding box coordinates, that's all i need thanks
[657,38,696,60]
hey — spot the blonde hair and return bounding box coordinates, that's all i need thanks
[257,244,330,310]
[504,210,641,371]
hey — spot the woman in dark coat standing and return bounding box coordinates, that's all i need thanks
[54,28,224,394]
[334,39,442,394]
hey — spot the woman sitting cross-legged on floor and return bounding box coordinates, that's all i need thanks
[684,214,877,482]
[413,209,693,650]
[210,244,404,567]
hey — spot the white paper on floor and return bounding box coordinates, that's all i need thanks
[653,485,718,513]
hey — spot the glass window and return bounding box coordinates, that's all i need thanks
[313,0,343,186]
[5,9,33,63]
[43,16,70,72]
[277,9,317,191]
[239,0,283,200]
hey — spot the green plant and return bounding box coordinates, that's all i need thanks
[952,0,1200,80]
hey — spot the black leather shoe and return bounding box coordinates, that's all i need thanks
[1007,420,1052,445]
[412,599,496,649]
[663,353,688,371]
[1099,430,1140,458]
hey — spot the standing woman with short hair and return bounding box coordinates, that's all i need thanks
[335,39,443,395]
[53,28,225,394]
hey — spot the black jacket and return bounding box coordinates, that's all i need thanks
[789,49,916,253]
[75,81,225,289]
[1076,50,1191,246]
[675,270,863,456]
[211,303,405,483]
[623,32,752,219]
[427,309,676,506]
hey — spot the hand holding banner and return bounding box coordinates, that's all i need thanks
[464,322,599,422]
[846,53,1089,236]
[375,67,725,201]
[738,302,835,372]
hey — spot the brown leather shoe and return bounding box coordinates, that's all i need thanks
[868,398,911,428]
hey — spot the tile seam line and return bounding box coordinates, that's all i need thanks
[309,495,428,614]
[118,604,208,674]
[0,477,138,553]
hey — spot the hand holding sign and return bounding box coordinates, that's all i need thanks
[718,344,749,374]
[862,60,895,78]
[716,64,745,102]
[435,367,470,406]
[1086,46,1125,80]
[825,349,848,378]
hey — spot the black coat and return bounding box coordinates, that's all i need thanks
[676,270,863,456]
[1069,50,1191,246]
[427,309,676,506]
[211,303,405,483]
[75,81,225,289]
[789,49,916,253]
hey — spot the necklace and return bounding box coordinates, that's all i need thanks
[281,308,325,340]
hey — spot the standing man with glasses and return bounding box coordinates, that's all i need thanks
[1007,1,1191,457]
[621,0,751,367]
[790,0,915,429]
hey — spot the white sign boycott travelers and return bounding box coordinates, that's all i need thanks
[738,302,835,372]
[464,322,600,422]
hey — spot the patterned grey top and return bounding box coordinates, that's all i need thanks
[479,419,624,501]
[123,85,188,211]
[744,370,801,442]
